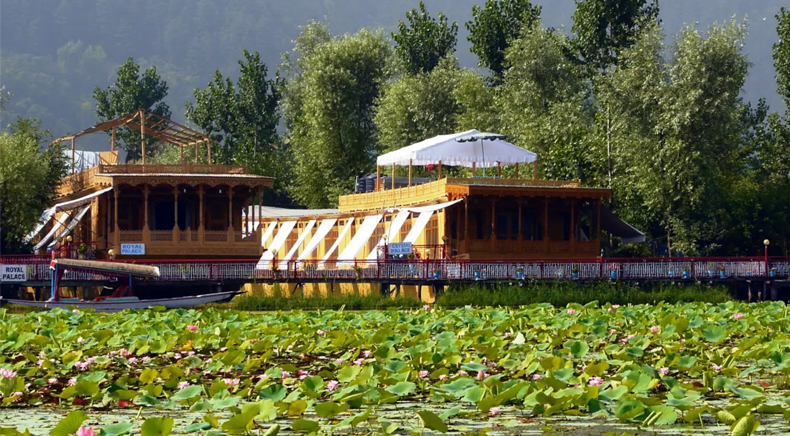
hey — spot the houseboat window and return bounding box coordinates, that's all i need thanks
[496,214,508,240]
[475,211,484,240]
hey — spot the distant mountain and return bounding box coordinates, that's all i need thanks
[0,0,785,148]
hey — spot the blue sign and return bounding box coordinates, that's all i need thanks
[120,243,145,255]
[389,242,412,255]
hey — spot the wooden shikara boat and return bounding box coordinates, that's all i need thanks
[0,258,243,312]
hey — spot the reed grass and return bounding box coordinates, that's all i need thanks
[232,286,423,311]
[435,281,734,307]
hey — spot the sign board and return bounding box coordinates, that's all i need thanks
[388,242,413,255]
[1,265,28,282]
[120,243,146,255]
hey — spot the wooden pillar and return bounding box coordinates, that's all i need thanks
[173,186,179,243]
[198,185,205,243]
[111,127,116,152]
[140,110,146,165]
[391,163,396,190]
[143,184,149,233]
[497,162,501,178]
[438,161,443,180]
[196,140,200,164]
[71,138,76,174]
[570,199,576,253]
[180,146,184,164]
[596,198,602,243]
[533,160,538,180]
[408,159,413,187]
[490,197,496,252]
[227,186,234,229]
[543,198,550,254]
[515,163,519,179]
[517,200,523,242]
[464,197,469,245]
[243,192,250,236]
[376,165,381,191]
[113,187,120,250]
[207,140,212,165]
[472,162,476,177]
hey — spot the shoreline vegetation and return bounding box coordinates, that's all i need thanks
[6,282,735,313]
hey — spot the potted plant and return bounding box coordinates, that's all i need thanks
[474,270,481,280]
[272,265,281,279]
[556,269,564,279]
[609,263,618,280]
[432,268,441,280]
[516,267,524,280]
[667,267,674,277]
[716,264,726,279]
[571,265,579,279]
[770,268,777,278]
[682,265,690,279]
[179,264,190,279]
[77,243,88,260]
[353,265,362,279]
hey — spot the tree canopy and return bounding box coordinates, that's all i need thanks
[392,2,458,75]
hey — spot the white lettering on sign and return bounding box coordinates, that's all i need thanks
[1,265,28,282]
[389,242,413,255]
[120,244,145,255]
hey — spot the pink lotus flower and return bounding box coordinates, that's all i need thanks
[68,378,77,386]
[567,309,576,315]
[47,378,58,384]
[458,370,468,376]
[504,332,511,338]
[327,380,339,391]
[187,351,195,356]
[612,304,620,309]
[439,374,449,381]
[419,371,429,379]
[362,350,373,358]
[610,329,617,335]
[127,357,138,365]
[77,337,85,344]
[335,358,344,365]
[317,329,326,336]
[287,345,294,352]
[72,309,80,314]
[588,377,604,386]
[531,374,542,380]
[423,304,431,311]
[223,378,240,386]
[299,375,308,381]
[13,391,23,397]
[177,381,190,390]
[297,370,309,377]
[69,426,94,436]
[0,369,17,379]
[732,313,744,320]
[650,325,660,333]
[488,407,501,416]
[659,367,669,375]
[353,358,365,366]
[281,371,291,378]
[187,325,198,331]
[477,371,487,380]
[220,347,228,352]
[713,364,723,371]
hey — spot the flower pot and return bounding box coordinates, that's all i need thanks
[572,272,579,279]
[746,271,752,277]
[770,271,776,278]
[474,272,481,280]
[610,271,617,280]
[482,273,488,280]
[707,270,713,277]
[557,272,564,279]
[516,272,524,280]
[667,271,674,278]
[682,271,690,279]
[719,271,726,279]
[433,272,440,280]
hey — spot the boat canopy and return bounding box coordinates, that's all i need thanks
[590,205,646,245]
[55,258,160,278]
[376,130,537,168]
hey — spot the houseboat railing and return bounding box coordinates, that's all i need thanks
[1,256,788,283]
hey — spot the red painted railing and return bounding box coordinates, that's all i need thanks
[1,255,788,283]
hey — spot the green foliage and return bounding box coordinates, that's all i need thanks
[571,0,659,71]
[392,2,458,75]
[185,50,288,202]
[465,0,542,80]
[281,23,392,208]
[233,288,422,311]
[0,117,68,253]
[93,58,171,162]
[775,7,790,104]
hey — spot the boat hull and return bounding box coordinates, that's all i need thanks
[0,291,242,312]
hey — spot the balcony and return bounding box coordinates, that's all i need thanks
[110,227,261,258]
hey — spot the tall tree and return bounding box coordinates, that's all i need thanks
[392,2,458,75]
[571,0,659,72]
[375,58,470,152]
[93,58,171,162]
[0,117,68,253]
[185,50,287,201]
[281,23,391,208]
[775,7,790,105]
[465,0,542,81]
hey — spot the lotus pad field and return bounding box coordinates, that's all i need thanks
[2,302,790,435]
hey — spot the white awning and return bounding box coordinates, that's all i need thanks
[376,130,536,168]
[320,218,355,268]
[338,215,383,262]
[34,213,68,252]
[256,221,296,269]
[297,218,337,261]
[259,221,277,247]
[26,187,113,246]
[44,205,91,250]
[54,187,113,213]
[279,220,316,270]
[366,210,411,260]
